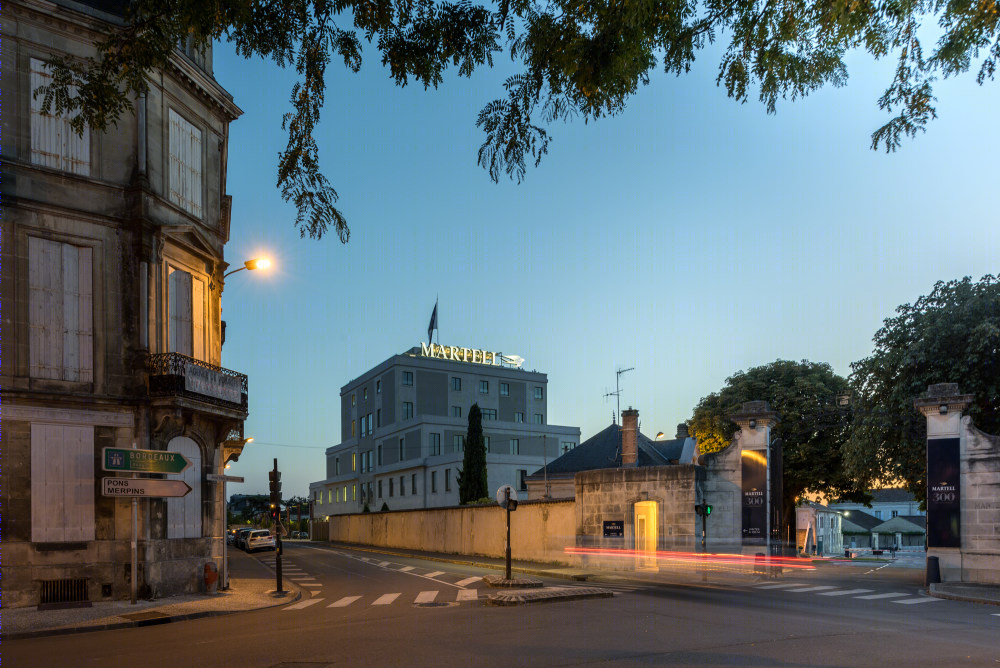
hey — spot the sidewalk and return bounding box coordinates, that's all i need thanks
[4,547,301,640]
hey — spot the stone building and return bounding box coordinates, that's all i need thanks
[2,0,249,607]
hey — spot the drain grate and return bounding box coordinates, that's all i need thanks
[38,578,91,610]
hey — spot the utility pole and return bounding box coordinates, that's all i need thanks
[269,459,284,593]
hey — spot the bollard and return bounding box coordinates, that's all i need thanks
[204,561,219,594]
[925,555,941,585]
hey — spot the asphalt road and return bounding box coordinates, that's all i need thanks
[8,543,1000,667]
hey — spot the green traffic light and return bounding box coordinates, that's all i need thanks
[705,504,712,515]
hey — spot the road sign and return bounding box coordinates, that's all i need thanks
[102,447,192,474]
[206,474,245,483]
[102,477,192,497]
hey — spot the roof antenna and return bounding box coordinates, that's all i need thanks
[603,367,634,423]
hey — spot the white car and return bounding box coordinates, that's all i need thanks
[245,529,276,553]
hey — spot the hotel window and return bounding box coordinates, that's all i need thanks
[453,434,465,452]
[480,380,489,394]
[29,59,91,176]
[411,473,417,495]
[519,470,528,491]
[485,436,491,453]
[429,433,441,456]
[351,420,356,437]
[399,438,405,461]
[377,409,381,428]
[377,444,382,466]
[400,476,405,495]
[352,484,356,501]
[403,402,414,419]
[377,379,381,393]
[445,469,451,492]
[168,108,203,217]
[431,471,437,493]
[378,480,383,498]
[483,408,497,420]
[562,441,575,454]
[451,406,463,418]
[343,485,348,502]
[891,510,899,518]
[27,237,94,381]
[534,387,543,400]
[352,453,357,471]
[534,413,543,424]
[403,371,414,386]
[510,438,519,455]
[335,457,340,475]
[452,377,462,391]
[389,478,394,497]
[352,393,356,406]
[363,387,368,401]
[514,412,524,423]
[500,382,509,396]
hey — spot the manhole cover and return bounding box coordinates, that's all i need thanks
[413,601,456,608]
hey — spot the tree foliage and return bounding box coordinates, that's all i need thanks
[845,275,1000,503]
[458,403,489,503]
[37,0,999,240]
[690,360,868,530]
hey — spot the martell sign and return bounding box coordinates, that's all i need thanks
[418,342,524,368]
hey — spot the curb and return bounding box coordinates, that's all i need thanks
[927,586,1000,607]
[486,587,616,606]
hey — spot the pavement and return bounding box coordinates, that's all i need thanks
[6,541,998,639]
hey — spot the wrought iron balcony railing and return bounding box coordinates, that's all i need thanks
[147,352,248,412]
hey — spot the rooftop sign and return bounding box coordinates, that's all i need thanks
[418,342,524,368]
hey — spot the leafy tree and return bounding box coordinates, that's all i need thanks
[845,275,1000,504]
[690,360,868,539]
[36,0,999,241]
[458,403,488,503]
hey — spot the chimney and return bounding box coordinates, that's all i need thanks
[676,423,689,439]
[621,407,639,467]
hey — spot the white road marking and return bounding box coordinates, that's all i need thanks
[456,577,482,587]
[784,586,838,593]
[854,592,911,600]
[424,571,445,578]
[328,596,362,608]
[291,577,317,581]
[456,589,479,602]
[992,613,1000,617]
[893,597,944,605]
[284,598,324,610]
[414,590,439,603]
[817,589,874,596]
[399,566,415,572]
[372,593,401,605]
[379,561,390,567]
[754,583,808,589]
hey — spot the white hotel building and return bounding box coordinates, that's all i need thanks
[309,344,580,517]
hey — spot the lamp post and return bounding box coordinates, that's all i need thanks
[224,257,271,279]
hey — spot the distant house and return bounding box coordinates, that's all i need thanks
[839,508,883,549]
[869,515,926,550]
[829,488,924,520]
[525,422,697,500]
[795,501,843,556]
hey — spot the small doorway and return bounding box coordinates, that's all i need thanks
[634,501,658,571]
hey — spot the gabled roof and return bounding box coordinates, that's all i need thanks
[527,423,687,478]
[870,488,917,503]
[838,509,882,532]
[871,516,926,534]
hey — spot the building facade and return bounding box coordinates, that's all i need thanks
[828,488,925,521]
[2,0,248,607]
[310,344,580,516]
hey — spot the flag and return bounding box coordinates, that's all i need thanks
[427,300,438,343]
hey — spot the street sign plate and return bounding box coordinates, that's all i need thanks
[102,477,192,497]
[102,447,192,474]
[206,474,245,483]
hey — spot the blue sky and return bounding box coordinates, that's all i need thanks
[211,36,999,501]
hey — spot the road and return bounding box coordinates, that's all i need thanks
[8,543,1000,666]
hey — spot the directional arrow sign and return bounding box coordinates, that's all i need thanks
[102,478,192,497]
[102,447,192,474]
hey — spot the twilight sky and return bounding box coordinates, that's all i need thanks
[210,37,999,501]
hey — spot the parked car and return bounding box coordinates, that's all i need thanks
[235,528,254,550]
[245,529,276,553]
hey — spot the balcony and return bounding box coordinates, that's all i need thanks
[147,352,248,416]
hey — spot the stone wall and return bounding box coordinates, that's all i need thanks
[574,466,699,571]
[697,442,743,553]
[958,420,1000,584]
[319,499,578,565]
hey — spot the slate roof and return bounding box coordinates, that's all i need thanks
[838,509,882,533]
[870,488,917,503]
[871,516,926,534]
[527,423,688,478]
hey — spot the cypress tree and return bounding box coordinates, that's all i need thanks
[458,403,488,503]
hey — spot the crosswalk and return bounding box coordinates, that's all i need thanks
[282,585,610,611]
[750,582,942,605]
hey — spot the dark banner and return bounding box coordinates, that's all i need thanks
[927,437,961,548]
[603,520,624,538]
[742,451,767,545]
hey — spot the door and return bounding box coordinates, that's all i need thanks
[634,501,658,571]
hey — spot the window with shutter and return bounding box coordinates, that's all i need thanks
[168,109,203,218]
[31,424,95,542]
[29,58,90,175]
[28,237,93,382]
[166,436,202,538]
[168,267,207,360]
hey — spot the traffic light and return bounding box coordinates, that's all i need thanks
[704,504,712,516]
[695,503,713,516]
[269,469,282,506]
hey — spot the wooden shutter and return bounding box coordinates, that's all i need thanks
[191,276,205,361]
[168,109,203,218]
[28,238,92,381]
[168,267,193,356]
[31,424,95,542]
[29,58,90,175]
[166,437,201,538]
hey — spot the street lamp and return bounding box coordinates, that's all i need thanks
[224,257,271,279]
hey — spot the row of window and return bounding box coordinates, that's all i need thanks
[351,380,382,406]
[319,466,532,507]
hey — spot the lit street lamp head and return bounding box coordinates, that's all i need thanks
[245,258,271,271]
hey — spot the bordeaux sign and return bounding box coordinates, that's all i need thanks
[419,342,524,368]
